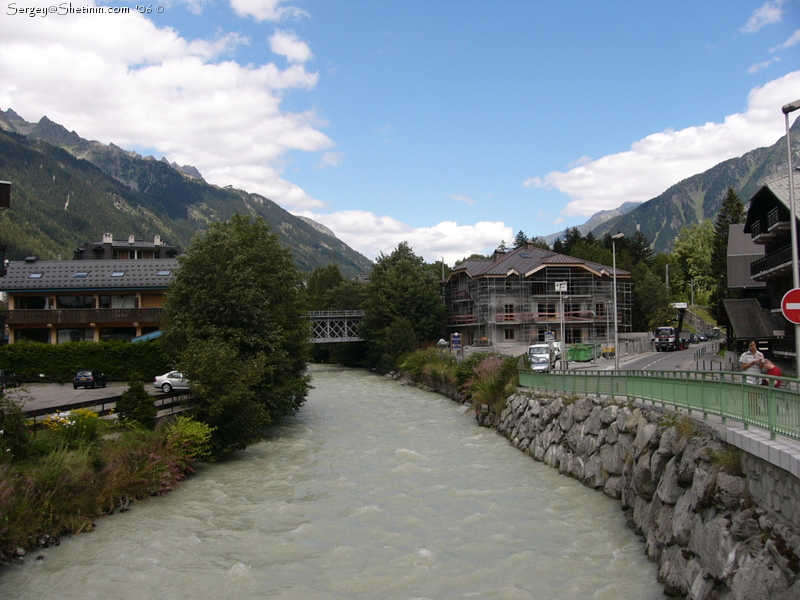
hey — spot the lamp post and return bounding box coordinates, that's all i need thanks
[783,99,800,376]
[612,232,624,370]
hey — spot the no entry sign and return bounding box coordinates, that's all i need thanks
[782,288,800,324]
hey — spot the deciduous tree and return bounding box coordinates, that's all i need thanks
[162,215,309,458]
[362,242,445,371]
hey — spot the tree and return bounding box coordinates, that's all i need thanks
[116,378,158,429]
[672,220,715,304]
[561,227,583,255]
[307,264,344,310]
[710,187,746,313]
[513,230,528,249]
[162,215,310,458]
[362,242,445,372]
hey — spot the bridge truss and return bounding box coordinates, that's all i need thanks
[308,310,364,343]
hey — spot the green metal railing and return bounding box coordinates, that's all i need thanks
[518,369,800,441]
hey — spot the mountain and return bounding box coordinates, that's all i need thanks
[584,118,800,253]
[544,201,641,246]
[0,109,373,278]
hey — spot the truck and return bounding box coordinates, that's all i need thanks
[654,303,687,352]
[527,341,562,371]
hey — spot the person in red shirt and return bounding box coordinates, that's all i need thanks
[761,359,783,388]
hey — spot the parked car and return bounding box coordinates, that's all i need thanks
[0,369,21,389]
[153,371,190,393]
[72,369,108,389]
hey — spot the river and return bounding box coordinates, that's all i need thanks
[0,365,663,599]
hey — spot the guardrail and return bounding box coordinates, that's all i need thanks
[23,390,193,423]
[518,368,800,442]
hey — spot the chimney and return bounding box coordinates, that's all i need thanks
[153,235,162,246]
[128,235,135,244]
[102,233,113,244]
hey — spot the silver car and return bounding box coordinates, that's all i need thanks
[153,371,190,393]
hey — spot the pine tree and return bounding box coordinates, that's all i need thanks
[711,187,746,313]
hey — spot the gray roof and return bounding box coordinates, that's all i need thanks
[721,298,785,340]
[448,246,629,281]
[1,258,179,292]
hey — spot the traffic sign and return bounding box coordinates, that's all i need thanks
[781,288,800,324]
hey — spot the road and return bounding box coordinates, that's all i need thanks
[575,340,725,373]
[2,381,161,414]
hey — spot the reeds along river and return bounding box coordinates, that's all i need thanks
[0,365,664,600]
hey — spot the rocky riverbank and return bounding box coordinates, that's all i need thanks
[400,371,800,600]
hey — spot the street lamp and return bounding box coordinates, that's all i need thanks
[611,232,624,370]
[783,99,800,376]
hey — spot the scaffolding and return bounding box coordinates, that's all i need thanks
[444,266,632,348]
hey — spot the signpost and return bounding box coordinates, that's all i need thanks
[450,332,463,362]
[781,289,800,324]
[555,281,568,369]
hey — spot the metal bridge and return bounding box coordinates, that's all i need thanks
[308,310,364,343]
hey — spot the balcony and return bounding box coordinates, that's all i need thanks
[751,219,776,243]
[766,207,790,233]
[6,308,164,326]
[750,244,792,279]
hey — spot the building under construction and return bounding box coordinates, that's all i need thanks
[443,244,632,348]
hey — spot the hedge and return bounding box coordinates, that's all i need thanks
[0,340,170,384]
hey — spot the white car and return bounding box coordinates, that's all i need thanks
[153,371,190,393]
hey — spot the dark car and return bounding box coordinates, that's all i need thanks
[0,369,21,389]
[73,369,108,389]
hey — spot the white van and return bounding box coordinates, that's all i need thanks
[527,342,560,371]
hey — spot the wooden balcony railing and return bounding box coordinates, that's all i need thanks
[5,308,164,325]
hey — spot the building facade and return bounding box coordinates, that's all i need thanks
[443,244,632,348]
[730,175,800,358]
[2,234,180,344]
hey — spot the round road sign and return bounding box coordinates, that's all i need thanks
[781,288,800,324]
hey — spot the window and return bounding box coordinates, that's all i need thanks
[73,272,88,278]
[99,295,137,309]
[504,328,516,340]
[157,270,171,276]
[111,271,126,277]
[99,327,137,342]
[16,296,50,309]
[57,328,94,344]
[57,296,94,309]
[27,273,42,279]
[539,303,556,319]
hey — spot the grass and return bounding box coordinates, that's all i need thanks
[0,407,212,562]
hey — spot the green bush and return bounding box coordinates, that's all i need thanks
[0,394,30,462]
[0,339,169,384]
[166,416,214,464]
[116,380,158,429]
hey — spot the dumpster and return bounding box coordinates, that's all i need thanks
[570,343,602,362]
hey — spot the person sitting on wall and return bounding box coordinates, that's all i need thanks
[760,359,784,388]
[739,340,764,385]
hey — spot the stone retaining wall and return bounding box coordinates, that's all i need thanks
[484,388,800,600]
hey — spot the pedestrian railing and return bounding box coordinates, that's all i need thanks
[23,390,194,423]
[518,369,800,441]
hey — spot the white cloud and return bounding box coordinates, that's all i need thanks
[228,0,307,22]
[318,152,344,167]
[772,28,800,51]
[741,0,787,34]
[748,57,781,73]
[0,5,332,210]
[297,210,512,264]
[525,70,800,218]
[270,29,313,63]
[449,194,476,205]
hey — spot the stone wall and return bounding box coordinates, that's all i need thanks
[486,389,800,600]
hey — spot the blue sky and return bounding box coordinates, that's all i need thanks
[1,0,799,263]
